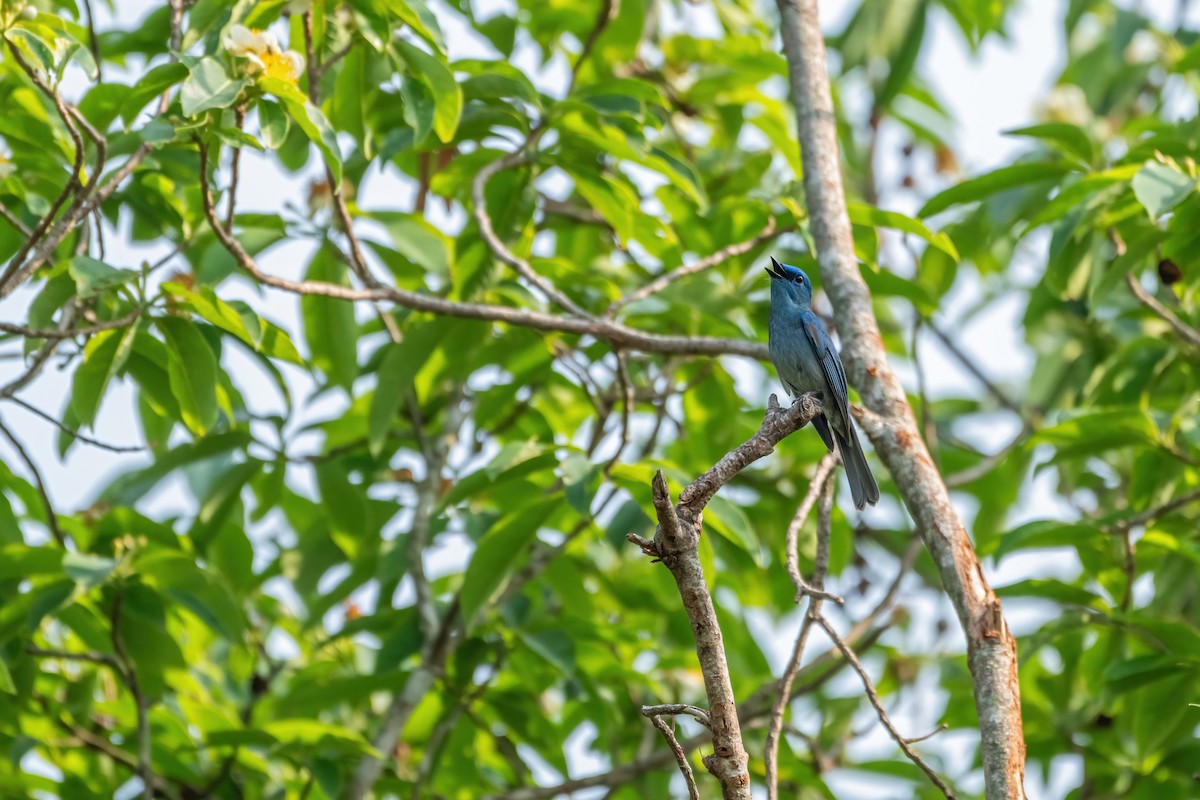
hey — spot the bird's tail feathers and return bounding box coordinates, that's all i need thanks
[835,425,880,511]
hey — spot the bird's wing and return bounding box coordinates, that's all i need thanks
[800,313,851,430]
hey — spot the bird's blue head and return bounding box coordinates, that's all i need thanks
[766,256,813,309]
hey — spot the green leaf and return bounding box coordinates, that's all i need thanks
[460,497,558,630]
[71,324,138,427]
[68,256,136,298]
[387,0,444,52]
[706,495,763,566]
[180,57,246,117]
[0,658,14,694]
[1106,654,1200,693]
[394,40,462,142]
[257,100,290,150]
[101,431,252,505]
[368,319,453,456]
[155,317,220,435]
[163,282,303,365]
[301,246,358,392]
[874,1,926,110]
[260,76,343,182]
[848,203,959,260]
[994,579,1100,606]
[1131,161,1196,219]
[120,62,189,126]
[919,162,1075,218]
[1004,123,1095,165]
[989,520,1107,562]
[366,211,454,275]
[260,720,379,757]
[62,552,117,588]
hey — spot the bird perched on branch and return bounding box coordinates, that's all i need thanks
[766,256,879,509]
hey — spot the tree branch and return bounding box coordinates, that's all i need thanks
[0,308,141,341]
[648,715,700,800]
[471,152,594,318]
[196,142,767,359]
[1125,271,1200,350]
[606,217,781,316]
[774,3,1026,796]
[6,395,146,454]
[766,470,835,800]
[924,319,1021,414]
[813,614,956,798]
[627,394,821,799]
[0,416,64,545]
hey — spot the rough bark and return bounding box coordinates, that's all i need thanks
[773,1,1028,797]
[629,394,821,799]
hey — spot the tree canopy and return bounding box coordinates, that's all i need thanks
[0,0,1198,798]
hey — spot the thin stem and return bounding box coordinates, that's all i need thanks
[1125,271,1200,350]
[812,614,957,798]
[766,473,836,799]
[649,716,700,800]
[606,218,781,316]
[6,395,146,453]
[0,416,64,545]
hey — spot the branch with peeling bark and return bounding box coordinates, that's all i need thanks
[626,393,821,799]
[774,2,1026,797]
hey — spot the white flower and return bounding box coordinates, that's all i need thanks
[283,51,305,76]
[1034,84,1092,127]
[222,24,280,62]
[0,159,14,180]
[1124,30,1158,65]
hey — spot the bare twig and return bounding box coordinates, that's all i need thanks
[26,645,121,670]
[627,394,822,798]
[603,349,635,474]
[766,474,835,799]
[606,217,780,316]
[775,2,1025,795]
[0,303,79,400]
[1125,272,1200,349]
[945,422,1032,488]
[6,395,146,453]
[0,201,32,237]
[38,699,185,800]
[812,614,957,798]
[641,704,712,728]
[649,716,700,800]
[676,393,821,512]
[569,0,618,91]
[81,0,103,80]
[0,43,87,294]
[906,724,950,745]
[782,453,842,603]
[315,41,355,79]
[924,318,1021,414]
[471,153,593,318]
[0,308,141,341]
[196,143,767,360]
[0,416,64,545]
[763,474,840,800]
[1113,487,1200,531]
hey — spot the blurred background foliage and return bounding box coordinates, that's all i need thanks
[0,0,1197,798]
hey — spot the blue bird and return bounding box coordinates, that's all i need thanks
[767,257,879,509]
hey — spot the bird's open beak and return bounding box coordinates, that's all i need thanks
[766,256,784,280]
